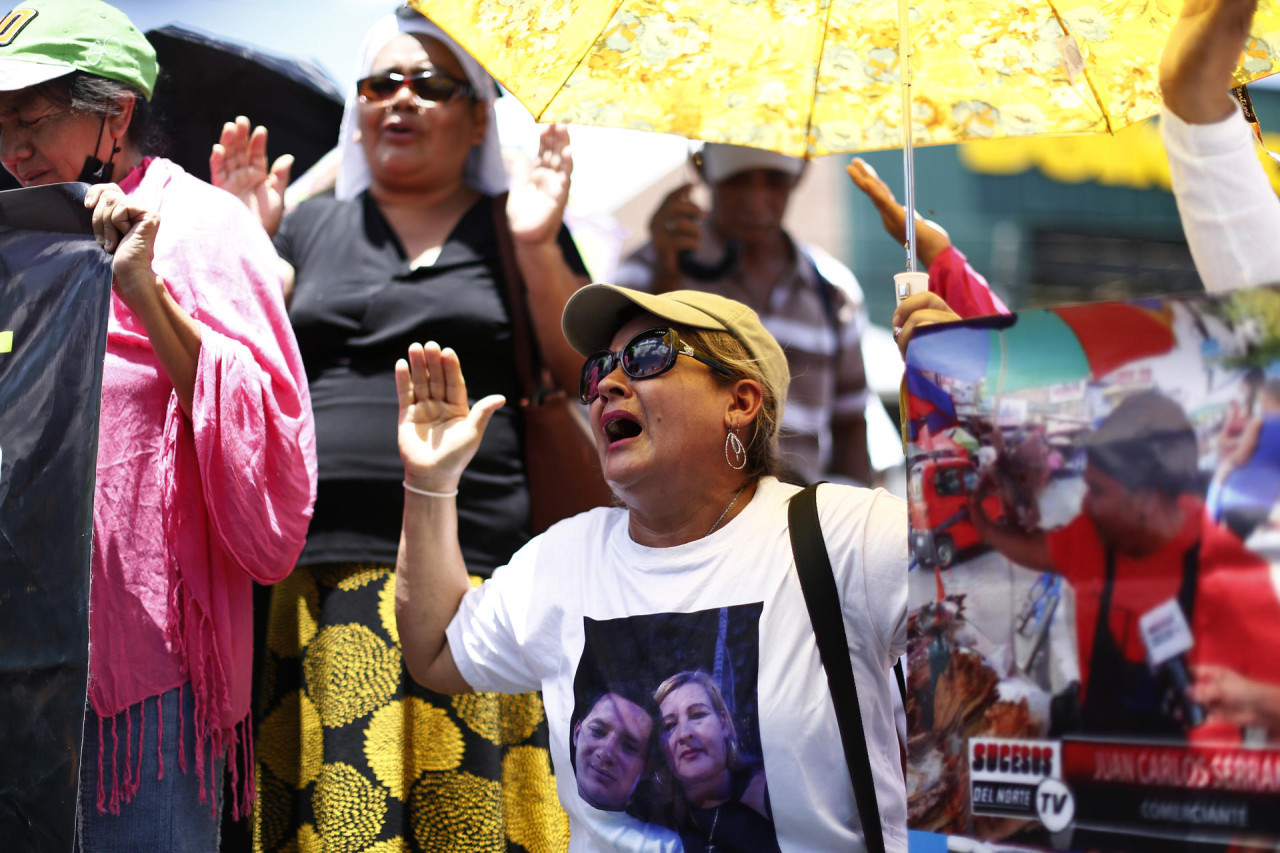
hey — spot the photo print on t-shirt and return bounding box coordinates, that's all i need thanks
[569,604,782,853]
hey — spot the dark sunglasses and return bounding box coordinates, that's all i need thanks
[579,327,735,405]
[356,71,475,105]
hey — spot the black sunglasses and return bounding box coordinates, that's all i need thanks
[579,327,735,405]
[356,71,475,105]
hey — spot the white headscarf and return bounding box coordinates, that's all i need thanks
[334,6,508,201]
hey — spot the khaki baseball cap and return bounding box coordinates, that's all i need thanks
[0,1,158,99]
[562,283,790,417]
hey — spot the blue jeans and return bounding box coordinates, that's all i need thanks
[76,683,223,852]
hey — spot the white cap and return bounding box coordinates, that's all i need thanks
[697,142,804,185]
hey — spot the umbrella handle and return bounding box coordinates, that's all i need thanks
[894,271,929,306]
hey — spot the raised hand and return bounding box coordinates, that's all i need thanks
[209,115,293,237]
[507,123,571,246]
[1159,0,1257,123]
[847,157,952,268]
[396,342,505,493]
[648,183,704,282]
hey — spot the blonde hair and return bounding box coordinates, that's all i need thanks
[677,327,780,480]
[653,670,746,771]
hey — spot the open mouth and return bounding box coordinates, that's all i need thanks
[602,412,642,443]
[380,113,419,137]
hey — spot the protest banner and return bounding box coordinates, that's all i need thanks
[903,289,1280,850]
[0,183,112,850]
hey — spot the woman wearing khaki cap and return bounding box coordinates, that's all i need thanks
[393,284,909,852]
[0,1,317,847]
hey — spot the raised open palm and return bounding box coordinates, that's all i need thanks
[506,124,572,246]
[396,342,505,490]
[209,116,293,238]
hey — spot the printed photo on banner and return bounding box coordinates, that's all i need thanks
[571,605,781,853]
[902,287,1280,851]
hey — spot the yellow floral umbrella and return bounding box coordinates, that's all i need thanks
[408,0,1280,159]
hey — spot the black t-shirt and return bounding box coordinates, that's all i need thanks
[277,191,589,574]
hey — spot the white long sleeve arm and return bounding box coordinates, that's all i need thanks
[1163,107,1280,292]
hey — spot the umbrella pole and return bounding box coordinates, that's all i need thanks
[899,0,917,273]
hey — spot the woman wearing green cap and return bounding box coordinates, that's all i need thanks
[0,1,317,848]
[393,284,909,852]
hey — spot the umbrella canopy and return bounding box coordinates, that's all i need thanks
[906,301,1177,393]
[146,25,344,184]
[408,0,1280,158]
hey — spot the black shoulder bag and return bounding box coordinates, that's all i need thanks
[788,483,904,853]
[490,194,613,533]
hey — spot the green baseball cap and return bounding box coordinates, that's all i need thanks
[0,1,158,99]
[562,283,791,420]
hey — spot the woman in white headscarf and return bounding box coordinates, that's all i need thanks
[213,7,587,850]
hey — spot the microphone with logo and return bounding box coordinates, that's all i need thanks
[1138,599,1206,729]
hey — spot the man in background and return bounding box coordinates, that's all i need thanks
[614,143,874,486]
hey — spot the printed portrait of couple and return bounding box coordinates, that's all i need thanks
[570,604,782,853]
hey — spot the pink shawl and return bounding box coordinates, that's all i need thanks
[88,158,316,816]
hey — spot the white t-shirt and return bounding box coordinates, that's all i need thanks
[587,810,683,853]
[446,477,909,853]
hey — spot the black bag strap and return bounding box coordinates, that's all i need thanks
[788,483,890,853]
[490,192,546,403]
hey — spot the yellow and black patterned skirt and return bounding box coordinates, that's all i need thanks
[251,563,568,853]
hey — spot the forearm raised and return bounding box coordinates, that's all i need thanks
[981,523,1053,570]
[1162,110,1280,292]
[395,491,474,692]
[970,500,1054,569]
[514,239,587,394]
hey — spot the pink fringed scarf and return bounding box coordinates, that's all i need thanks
[92,688,255,819]
[85,157,315,819]
[90,397,258,818]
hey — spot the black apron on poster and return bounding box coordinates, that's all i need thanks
[1079,544,1199,737]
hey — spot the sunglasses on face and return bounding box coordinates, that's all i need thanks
[579,327,735,405]
[356,71,475,105]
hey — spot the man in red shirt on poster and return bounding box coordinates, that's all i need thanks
[969,390,1280,744]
